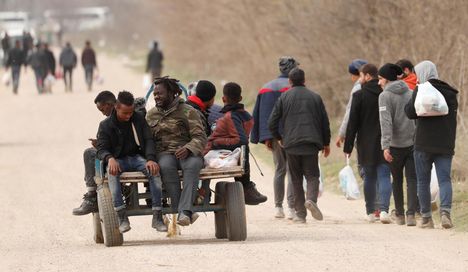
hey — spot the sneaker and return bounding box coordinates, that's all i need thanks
[393,213,406,225]
[275,207,285,218]
[117,209,131,233]
[440,212,453,229]
[367,213,378,223]
[380,211,392,224]
[72,192,98,216]
[177,213,191,226]
[152,210,168,232]
[244,183,267,205]
[420,217,435,229]
[287,208,296,220]
[191,212,199,224]
[406,214,417,227]
[304,200,323,221]
[293,216,306,224]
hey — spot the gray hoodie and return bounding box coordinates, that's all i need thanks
[378,80,415,150]
[415,60,438,83]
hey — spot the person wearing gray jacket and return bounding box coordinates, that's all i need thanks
[59,42,77,92]
[378,63,418,226]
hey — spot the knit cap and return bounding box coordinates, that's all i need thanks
[348,59,368,75]
[378,63,403,81]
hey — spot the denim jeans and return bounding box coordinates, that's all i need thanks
[33,68,44,94]
[84,64,94,90]
[107,155,162,211]
[362,163,392,214]
[83,147,97,191]
[272,139,294,209]
[413,150,453,218]
[11,65,21,94]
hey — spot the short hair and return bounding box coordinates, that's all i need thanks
[288,67,305,86]
[153,76,182,97]
[223,82,242,102]
[360,64,378,78]
[117,91,134,106]
[94,90,116,104]
[396,59,414,72]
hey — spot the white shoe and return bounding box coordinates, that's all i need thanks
[367,213,378,223]
[287,208,296,220]
[275,207,285,218]
[380,211,392,224]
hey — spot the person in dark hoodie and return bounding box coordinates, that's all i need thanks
[344,64,392,223]
[405,60,458,229]
[43,43,56,76]
[28,43,47,94]
[5,40,26,94]
[378,63,418,226]
[81,40,97,91]
[186,80,217,136]
[59,42,77,92]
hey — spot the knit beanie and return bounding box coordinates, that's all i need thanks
[279,56,299,75]
[378,63,403,81]
[195,80,216,102]
[348,59,368,75]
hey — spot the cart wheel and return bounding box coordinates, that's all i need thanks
[225,182,247,241]
[214,181,228,239]
[97,183,123,247]
[92,212,104,244]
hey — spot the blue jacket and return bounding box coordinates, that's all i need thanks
[251,75,290,144]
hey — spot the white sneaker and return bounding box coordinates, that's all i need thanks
[367,213,378,223]
[380,211,392,224]
[275,207,285,218]
[287,208,296,220]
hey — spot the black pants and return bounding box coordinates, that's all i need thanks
[286,152,320,219]
[235,146,253,188]
[63,66,73,91]
[390,146,419,216]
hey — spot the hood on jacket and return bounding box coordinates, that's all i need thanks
[415,60,438,84]
[384,80,410,95]
[361,79,382,96]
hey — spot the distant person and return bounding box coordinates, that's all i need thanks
[343,64,392,224]
[5,40,26,94]
[251,56,299,219]
[269,68,331,224]
[378,63,418,226]
[96,91,166,233]
[405,60,458,229]
[43,43,56,76]
[22,31,33,57]
[73,91,116,216]
[396,59,417,91]
[59,42,77,92]
[1,32,10,65]
[146,41,164,80]
[81,40,97,91]
[27,43,47,94]
[205,82,268,205]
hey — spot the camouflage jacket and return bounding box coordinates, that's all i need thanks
[146,98,207,156]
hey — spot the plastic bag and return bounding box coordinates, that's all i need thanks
[339,157,360,200]
[303,163,324,197]
[430,163,439,203]
[94,73,104,85]
[2,72,11,86]
[414,81,448,116]
[43,73,55,93]
[204,148,241,168]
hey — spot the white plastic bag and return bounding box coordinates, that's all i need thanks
[2,72,11,86]
[339,157,360,200]
[415,81,448,116]
[303,163,324,197]
[430,163,439,203]
[43,74,55,93]
[204,148,241,168]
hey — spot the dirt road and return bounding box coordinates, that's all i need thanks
[1,53,468,272]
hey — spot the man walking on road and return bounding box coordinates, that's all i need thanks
[59,42,77,92]
[146,41,164,80]
[1,32,10,66]
[82,40,97,91]
[27,43,47,94]
[269,68,331,223]
[251,56,298,219]
[5,40,26,94]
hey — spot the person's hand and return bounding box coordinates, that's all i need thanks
[383,149,393,163]
[146,160,160,176]
[335,136,344,148]
[322,145,330,158]
[344,152,351,157]
[175,147,190,160]
[264,139,273,151]
[88,138,97,148]
[108,157,121,176]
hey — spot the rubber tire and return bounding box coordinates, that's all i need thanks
[97,183,123,247]
[225,182,247,241]
[214,181,228,239]
[92,212,104,244]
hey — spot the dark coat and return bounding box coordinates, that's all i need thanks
[96,111,157,162]
[44,49,56,74]
[6,47,25,67]
[268,85,331,152]
[81,48,96,67]
[405,79,458,155]
[146,48,163,71]
[344,79,386,166]
[186,96,211,137]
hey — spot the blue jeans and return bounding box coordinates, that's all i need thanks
[362,164,392,214]
[11,65,21,93]
[84,64,94,90]
[413,150,453,218]
[107,155,162,211]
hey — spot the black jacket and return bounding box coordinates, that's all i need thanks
[146,48,163,71]
[97,111,157,162]
[405,79,458,155]
[186,99,211,137]
[344,79,386,166]
[6,47,25,67]
[268,85,331,152]
[44,49,56,74]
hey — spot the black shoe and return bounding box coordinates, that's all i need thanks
[152,210,168,232]
[117,209,131,233]
[244,183,267,205]
[72,192,98,216]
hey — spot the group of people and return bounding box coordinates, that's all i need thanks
[2,34,98,94]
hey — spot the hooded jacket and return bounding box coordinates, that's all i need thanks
[344,79,386,166]
[378,80,415,150]
[403,73,417,91]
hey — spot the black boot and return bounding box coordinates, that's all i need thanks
[243,182,267,205]
[152,210,168,232]
[72,192,98,215]
[117,209,131,233]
